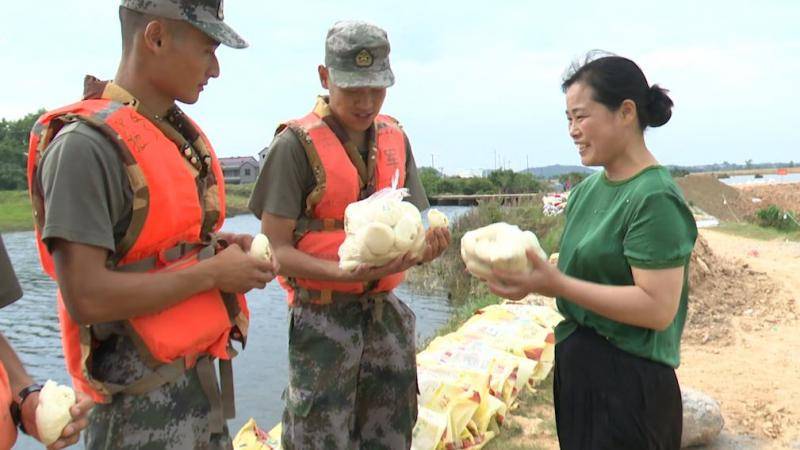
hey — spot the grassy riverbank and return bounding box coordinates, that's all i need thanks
[0,184,255,233]
[0,190,32,233]
[714,221,800,242]
[224,183,255,217]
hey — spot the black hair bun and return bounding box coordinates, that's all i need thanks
[646,84,673,127]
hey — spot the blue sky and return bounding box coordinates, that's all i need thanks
[2,0,798,175]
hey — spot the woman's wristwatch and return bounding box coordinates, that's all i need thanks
[10,383,43,434]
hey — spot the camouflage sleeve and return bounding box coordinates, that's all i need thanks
[37,122,133,253]
[248,129,315,220]
[403,134,431,211]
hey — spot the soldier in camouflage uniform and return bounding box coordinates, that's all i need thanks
[31,1,276,449]
[250,21,451,450]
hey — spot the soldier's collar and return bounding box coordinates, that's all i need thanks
[313,95,376,144]
[312,95,333,118]
[82,75,182,124]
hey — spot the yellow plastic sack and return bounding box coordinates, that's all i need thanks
[411,407,449,450]
[417,364,503,436]
[424,383,482,447]
[233,418,281,450]
[421,334,530,406]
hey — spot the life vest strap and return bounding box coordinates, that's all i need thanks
[292,287,391,321]
[111,242,214,272]
[293,217,345,243]
[100,358,187,397]
[196,355,237,434]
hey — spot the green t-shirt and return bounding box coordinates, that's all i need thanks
[555,166,697,368]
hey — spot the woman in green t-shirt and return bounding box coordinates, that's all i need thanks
[485,54,697,449]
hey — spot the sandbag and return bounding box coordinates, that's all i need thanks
[411,407,449,450]
[460,223,547,280]
[232,418,281,450]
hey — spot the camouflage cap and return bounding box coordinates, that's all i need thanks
[120,0,248,49]
[325,21,394,88]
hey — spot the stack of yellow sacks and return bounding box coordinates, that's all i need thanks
[232,301,561,450]
[411,302,561,450]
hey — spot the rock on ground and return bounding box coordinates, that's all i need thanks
[682,387,725,448]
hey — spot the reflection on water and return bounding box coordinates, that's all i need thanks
[4,206,468,449]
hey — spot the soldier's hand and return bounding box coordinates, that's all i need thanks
[46,391,94,449]
[20,390,93,449]
[210,244,277,292]
[419,227,451,264]
[214,232,254,252]
[344,252,419,282]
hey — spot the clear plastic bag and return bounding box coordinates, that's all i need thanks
[339,170,426,271]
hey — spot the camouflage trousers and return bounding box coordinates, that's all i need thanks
[281,292,418,450]
[83,333,232,450]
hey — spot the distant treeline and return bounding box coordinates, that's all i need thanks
[419,167,591,196]
[0,110,42,190]
[668,160,797,174]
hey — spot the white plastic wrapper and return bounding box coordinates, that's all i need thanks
[339,171,426,271]
[460,222,547,280]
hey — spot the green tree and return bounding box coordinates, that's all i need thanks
[0,110,43,190]
[669,168,690,178]
[418,166,442,195]
[558,171,588,187]
[486,169,542,194]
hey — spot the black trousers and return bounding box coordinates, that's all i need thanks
[553,326,682,450]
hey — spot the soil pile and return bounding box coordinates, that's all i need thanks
[738,183,800,215]
[676,175,756,221]
[686,235,784,345]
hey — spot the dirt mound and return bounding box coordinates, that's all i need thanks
[676,175,756,221]
[686,235,784,345]
[738,183,800,215]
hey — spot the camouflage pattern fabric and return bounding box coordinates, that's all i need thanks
[325,21,394,88]
[281,293,418,450]
[84,333,232,450]
[120,0,248,49]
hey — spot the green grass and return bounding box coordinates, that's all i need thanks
[225,183,255,217]
[0,184,254,234]
[714,221,800,241]
[0,190,33,233]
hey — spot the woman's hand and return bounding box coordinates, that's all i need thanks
[487,248,564,300]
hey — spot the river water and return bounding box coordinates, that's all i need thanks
[4,206,468,449]
[719,173,800,186]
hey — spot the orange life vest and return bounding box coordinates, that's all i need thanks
[27,94,248,405]
[277,106,408,306]
[0,363,17,450]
